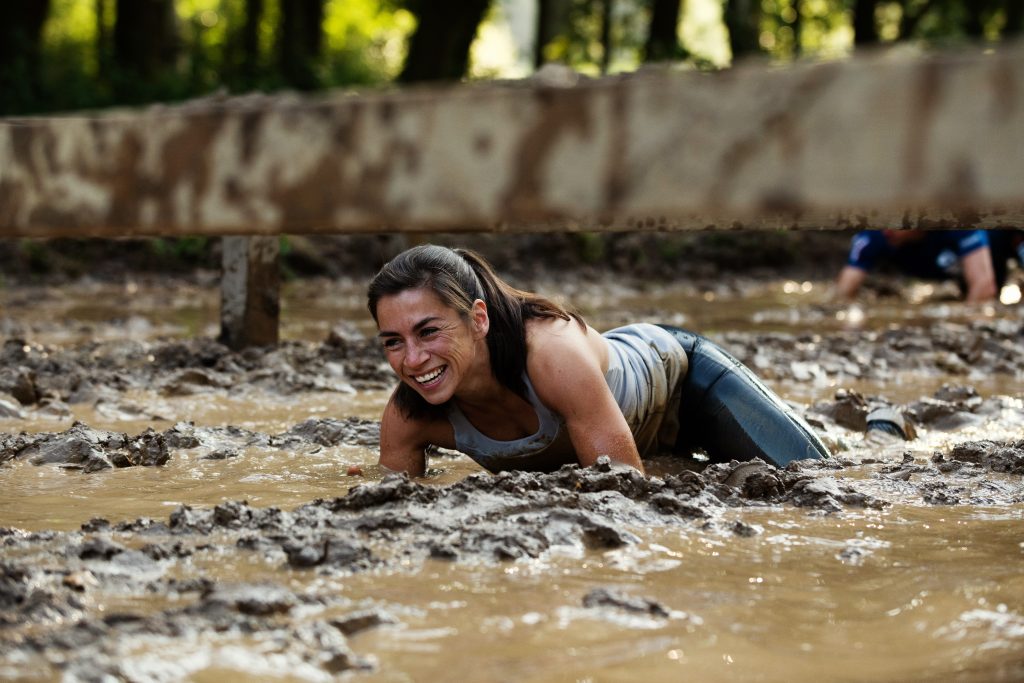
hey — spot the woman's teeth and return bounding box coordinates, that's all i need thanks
[415,367,444,384]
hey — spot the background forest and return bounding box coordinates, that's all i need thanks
[1,0,1021,281]
[2,0,1021,116]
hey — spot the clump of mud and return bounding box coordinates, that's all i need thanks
[3,439,1022,677]
[0,333,393,420]
[809,383,1018,436]
[0,418,380,470]
[724,319,1024,383]
[1,316,1021,421]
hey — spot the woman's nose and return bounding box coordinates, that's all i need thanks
[405,340,428,368]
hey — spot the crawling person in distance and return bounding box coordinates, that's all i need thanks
[367,245,829,476]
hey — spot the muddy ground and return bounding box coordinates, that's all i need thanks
[1,233,1023,681]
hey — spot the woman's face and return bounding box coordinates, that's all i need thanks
[375,287,489,405]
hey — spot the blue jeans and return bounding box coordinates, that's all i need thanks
[657,325,830,467]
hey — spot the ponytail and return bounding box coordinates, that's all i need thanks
[455,248,582,399]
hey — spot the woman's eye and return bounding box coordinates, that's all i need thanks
[382,338,402,350]
[420,327,439,338]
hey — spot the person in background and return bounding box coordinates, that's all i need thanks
[986,229,1024,293]
[835,229,999,303]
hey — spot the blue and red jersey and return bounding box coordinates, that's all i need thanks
[846,230,989,281]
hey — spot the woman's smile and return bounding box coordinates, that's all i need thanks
[412,365,447,387]
[375,287,490,405]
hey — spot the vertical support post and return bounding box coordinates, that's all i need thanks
[219,236,280,349]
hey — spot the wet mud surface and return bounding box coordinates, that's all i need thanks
[2,436,1023,679]
[1,269,1023,682]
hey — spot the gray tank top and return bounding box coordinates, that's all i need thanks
[445,323,687,472]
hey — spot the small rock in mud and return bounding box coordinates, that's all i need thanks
[63,570,100,592]
[920,481,962,505]
[731,520,760,537]
[329,609,398,636]
[907,397,982,431]
[160,367,233,396]
[291,620,374,673]
[948,441,1024,474]
[284,417,381,447]
[836,546,871,565]
[0,393,25,418]
[813,389,869,431]
[282,536,375,570]
[198,582,296,616]
[582,588,671,617]
[202,447,240,460]
[0,367,39,405]
[77,536,127,560]
[786,477,886,512]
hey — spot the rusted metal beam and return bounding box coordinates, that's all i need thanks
[1,42,1023,238]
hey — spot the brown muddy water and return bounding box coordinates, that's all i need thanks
[1,274,1023,682]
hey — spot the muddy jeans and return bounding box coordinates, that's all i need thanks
[657,325,830,467]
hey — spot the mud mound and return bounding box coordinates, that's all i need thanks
[2,443,1022,678]
[0,336,393,415]
[0,418,381,470]
[723,319,1024,383]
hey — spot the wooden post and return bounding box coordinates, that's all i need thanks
[219,236,280,349]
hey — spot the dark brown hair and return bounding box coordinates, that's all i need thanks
[367,244,584,419]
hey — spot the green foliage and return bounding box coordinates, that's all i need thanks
[148,237,211,262]
[322,0,414,83]
[7,0,1020,117]
[18,240,53,274]
[575,233,607,264]
[8,0,415,116]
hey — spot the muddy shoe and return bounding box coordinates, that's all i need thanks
[722,460,783,499]
[865,407,913,441]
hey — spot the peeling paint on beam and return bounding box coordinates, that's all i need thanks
[1,43,1023,238]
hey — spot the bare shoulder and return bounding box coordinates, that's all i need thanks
[526,316,607,375]
[525,317,609,412]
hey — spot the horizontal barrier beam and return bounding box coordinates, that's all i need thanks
[2,42,1023,238]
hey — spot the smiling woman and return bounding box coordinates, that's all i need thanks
[366,245,830,477]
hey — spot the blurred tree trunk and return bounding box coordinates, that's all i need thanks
[114,0,179,80]
[644,0,684,62]
[399,0,491,83]
[853,0,879,45]
[278,0,323,90]
[724,0,761,61]
[0,0,51,113]
[792,0,802,55]
[96,0,109,81]
[535,0,559,67]
[599,0,613,73]
[898,0,937,39]
[968,0,1013,40]
[1006,0,1024,37]
[964,0,988,38]
[242,0,264,86]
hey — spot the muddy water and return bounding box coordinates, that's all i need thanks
[2,276,1023,682]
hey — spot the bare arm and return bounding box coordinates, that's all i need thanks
[960,247,997,303]
[378,392,453,477]
[835,265,868,301]
[528,321,644,474]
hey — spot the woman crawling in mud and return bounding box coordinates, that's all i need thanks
[367,245,829,476]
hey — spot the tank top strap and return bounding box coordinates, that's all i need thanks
[446,372,563,456]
